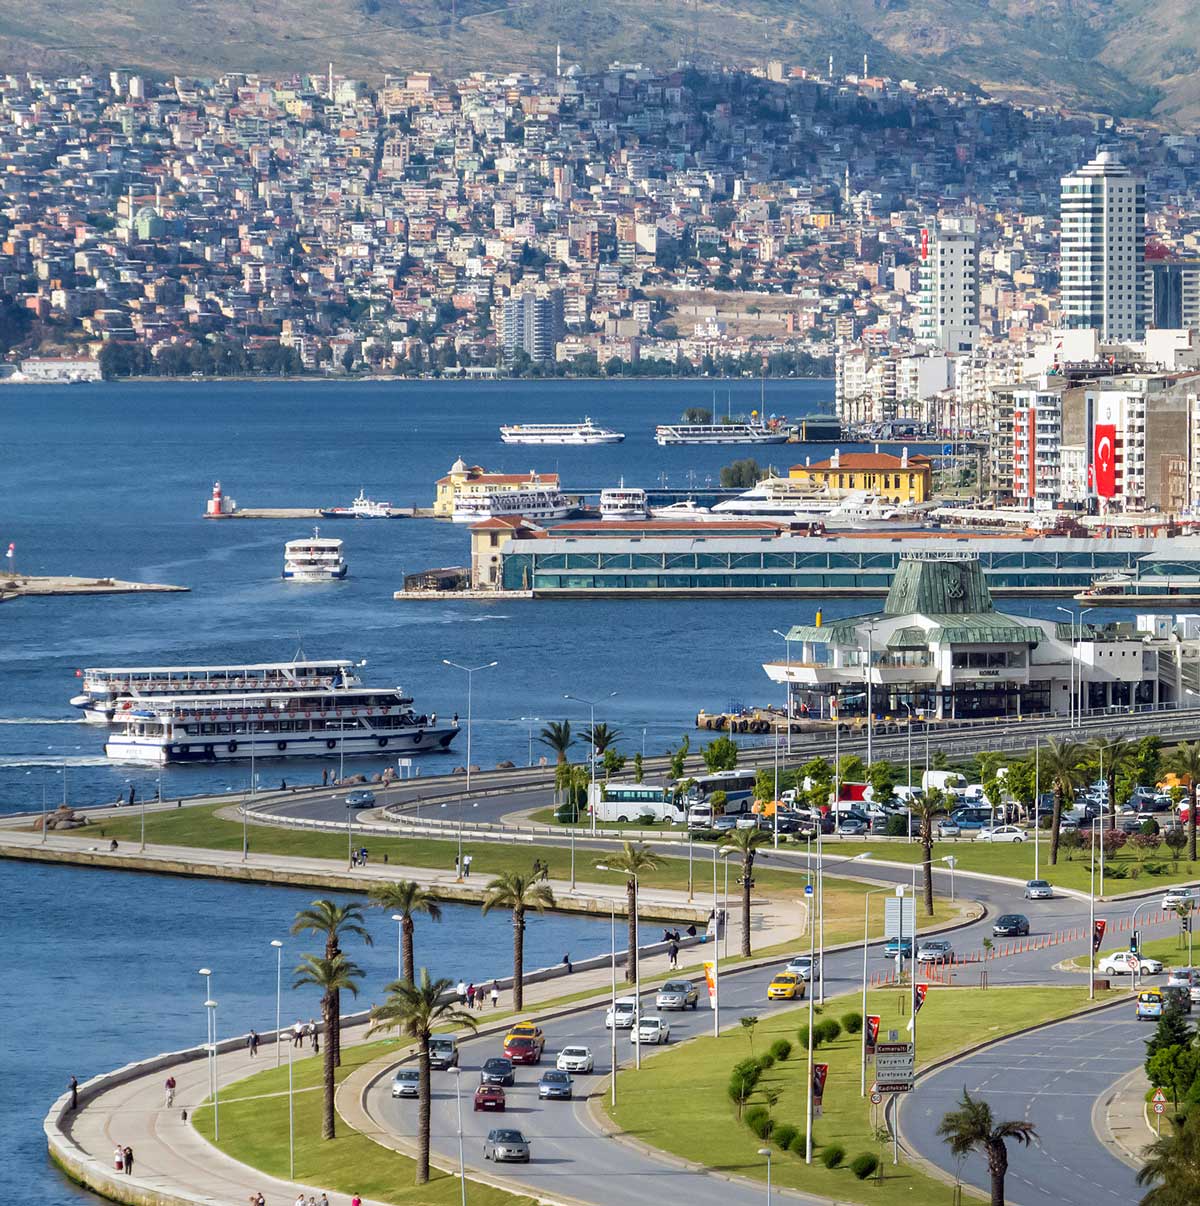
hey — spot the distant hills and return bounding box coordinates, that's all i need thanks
[3,0,1196,125]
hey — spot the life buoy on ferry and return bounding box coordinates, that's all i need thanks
[704,718,714,729]
[413,731,423,745]
[378,737,388,748]
[228,740,238,753]
[277,740,287,751]
[326,739,337,750]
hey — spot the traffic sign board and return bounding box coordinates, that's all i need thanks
[870,1091,882,1104]
[1153,1090,1167,1104]
[805,884,814,896]
[874,1041,915,1093]
[1154,1102,1166,1115]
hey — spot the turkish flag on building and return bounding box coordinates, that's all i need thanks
[1094,424,1117,498]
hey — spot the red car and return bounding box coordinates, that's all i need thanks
[503,1036,542,1065]
[473,1084,506,1112]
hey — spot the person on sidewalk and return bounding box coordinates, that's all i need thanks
[490,980,500,1008]
[122,1146,133,1175]
[294,1193,306,1206]
[247,1029,260,1057]
[164,1075,176,1107]
[319,1194,329,1206]
[463,854,472,877]
[562,953,572,974]
[456,979,467,1004]
[466,983,476,1008]
[68,1075,78,1110]
[113,1145,123,1173]
[307,1019,318,1048]
[351,1194,362,1206]
[667,940,679,969]
[292,1020,304,1048]
[312,1028,319,1056]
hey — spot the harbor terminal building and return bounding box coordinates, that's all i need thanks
[435,457,561,517]
[762,551,1200,721]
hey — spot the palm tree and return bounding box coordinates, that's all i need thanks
[480,871,556,1010]
[1041,738,1086,866]
[718,827,772,957]
[582,722,622,756]
[911,788,943,917]
[538,719,573,764]
[1137,1100,1200,1204]
[1165,741,1200,862]
[291,899,373,1066]
[367,882,443,1020]
[367,970,478,1184]
[1091,736,1135,817]
[293,953,364,1140]
[597,842,664,984]
[937,1088,1037,1206]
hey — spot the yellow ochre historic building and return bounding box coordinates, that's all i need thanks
[434,457,560,517]
[788,448,932,503]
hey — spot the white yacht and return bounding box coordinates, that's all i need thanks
[648,499,711,518]
[322,489,392,518]
[283,529,348,580]
[104,686,459,765]
[655,422,789,446]
[453,486,571,523]
[600,486,648,521]
[711,477,835,520]
[824,492,923,530]
[500,418,625,445]
[70,659,362,725]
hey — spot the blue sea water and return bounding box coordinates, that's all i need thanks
[4,859,611,1205]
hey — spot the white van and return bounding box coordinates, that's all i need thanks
[922,770,968,799]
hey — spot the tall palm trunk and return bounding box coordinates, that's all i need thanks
[320,989,337,1139]
[740,854,753,957]
[986,1140,1008,1206]
[402,917,416,1034]
[415,1037,432,1183]
[1191,787,1198,862]
[625,878,638,984]
[921,829,934,916]
[1049,786,1064,866]
[325,935,342,1067]
[512,905,526,1010]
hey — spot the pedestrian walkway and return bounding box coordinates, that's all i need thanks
[1095,1064,1158,1169]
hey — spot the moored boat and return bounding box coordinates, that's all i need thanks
[500,418,625,445]
[283,529,347,580]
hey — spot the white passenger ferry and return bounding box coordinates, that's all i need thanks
[71,659,362,725]
[283,529,348,580]
[655,422,789,446]
[453,486,572,523]
[600,486,648,520]
[500,418,625,445]
[103,686,460,765]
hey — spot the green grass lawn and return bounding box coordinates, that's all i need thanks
[823,836,1200,895]
[193,1039,532,1205]
[607,983,1125,1205]
[1068,928,1200,973]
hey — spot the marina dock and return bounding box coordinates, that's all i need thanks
[0,575,188,602]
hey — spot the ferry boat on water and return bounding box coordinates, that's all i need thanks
[103,686,459,765]
[600,486,648,520]
[500,418,625,445]
[71,659,362,725]
[283,529,348,580]
[321,490,392,518]
[655,422,789,446]
[453,486,571,523]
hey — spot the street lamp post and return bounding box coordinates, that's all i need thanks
[773,628,794,757]
[198,967,218,1141]
[287,1025,295,1178]
[1089,821,1097,1001]
[520,716,540,767]
[863,620,878,768]
[598,861,641,1068]
[140,780,147,852]
[452,1067,467,1206]
[270,939,283,1067]
[391,914,404,979]
[565,691,617,836]
[609,900,618,1108]
[860,884,894,1096]
[1056,606,1075,727]
[712,845,721,1038]
[443,659,498,794]
[758,1147,773,1206]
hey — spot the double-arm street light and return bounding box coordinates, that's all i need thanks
[442,659,498,793]
[772,629,794,756]
[565,691,618,836]
[597,861,642,1069]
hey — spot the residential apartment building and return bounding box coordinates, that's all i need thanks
[917,218,979,352]
[1146,260,1200,331]
[1010,383,1064,510]
[501,286,565,364]
[1059,150,1145,342]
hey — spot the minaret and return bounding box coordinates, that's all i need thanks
[828,54,834,80]
[556,43,561,77]
[843,164,850,207]
[327,62,334,100]
[863,53,868,77]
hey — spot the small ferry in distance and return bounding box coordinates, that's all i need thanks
[71,659,362,724]
[321,489,392,518]
[655,422,789,446]
[283,529,347,580]
[453,485,571,523]
[500,418,625,445]
[103,686,459,765]
[600,485,648,520]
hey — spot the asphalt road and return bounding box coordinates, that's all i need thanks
[901,1005,1147,1206]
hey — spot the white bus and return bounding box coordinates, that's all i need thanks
[588,781,686,825]
[683,769,759,829]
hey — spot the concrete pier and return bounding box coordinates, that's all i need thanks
[0,575,188,602]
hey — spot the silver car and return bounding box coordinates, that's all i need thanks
[655,980,699,1010]
[484,1128,530,1163]
[390,1068,420,1098]
[1024,879,1053,900]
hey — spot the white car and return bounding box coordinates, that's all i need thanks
[605,997,638,1029]
[976,825,1025,843]
[556,1046,594,1073]
[785,955,821,981]
[1024,880,1053,900]
[915,939,953,963]
[1098,953,1164,976]
[1162,889,1200,911]
[630,1015,670,1045]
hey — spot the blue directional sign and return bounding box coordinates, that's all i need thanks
[805,883,814,896]
[942,444,953,457]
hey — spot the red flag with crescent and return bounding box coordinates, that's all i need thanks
[1094,424,1116,498]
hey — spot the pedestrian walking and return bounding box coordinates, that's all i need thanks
[113,1145,124,1173]
[307,1019,318,1048]
[454,854,460,877]
[475,986,484,1011]
[463,854,472,877]
[292,1020,304,1048]
[128,784,136,807]
[466,983,476,1008]
[562,953,573,974]
[307,1195,317,1206]
[164,1075,176,1107]
[122,1146,133,1175]
[247,1029,260,1057]
[455,979,467,1004]
[69,1075,78,1110]
[490,980,500,1008]
[319,1194,329,1206]
[351,1195,362,1206]
[322,768,328,786]
[294,1193,306,1206]
[312,1028,319,1055]
[667,940,679,969]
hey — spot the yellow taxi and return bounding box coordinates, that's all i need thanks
[767,972,805,1001]
[503,1021,546,1053]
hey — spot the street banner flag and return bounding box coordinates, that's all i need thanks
[914,983,928,1015]
[866,1014,880,1056]
[703,961,716,1009]
[1094,424,1116,498]
[813,1063,829,1115]
[1092,919,1107,954]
